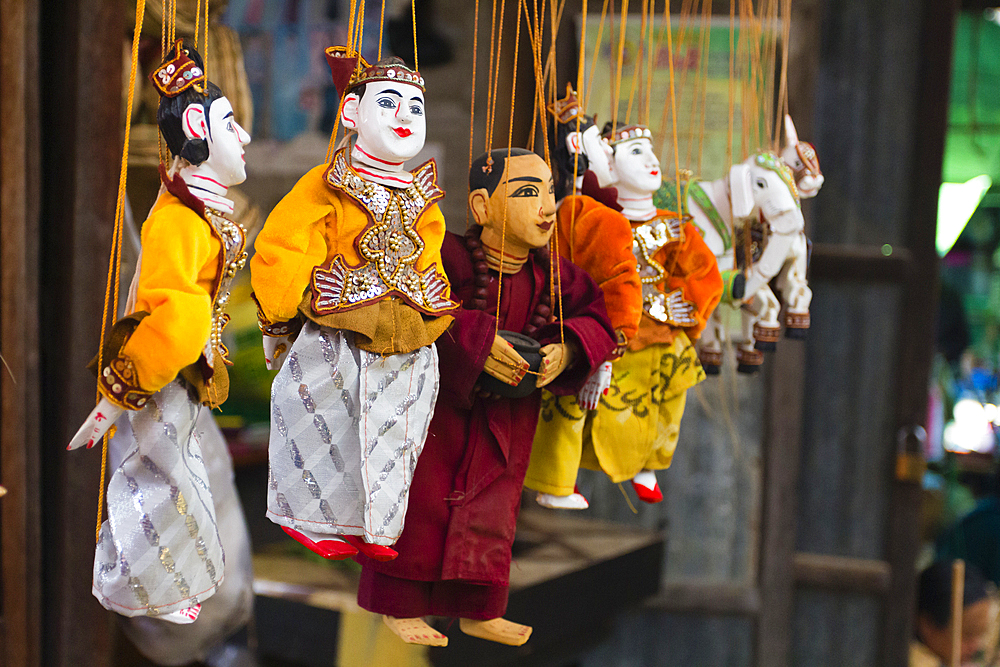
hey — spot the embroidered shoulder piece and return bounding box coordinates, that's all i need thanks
[313,149,457,315]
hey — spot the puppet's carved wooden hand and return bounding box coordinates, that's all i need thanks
[537,343,575,388]
[483,334,530,386]
[67,397,124,450]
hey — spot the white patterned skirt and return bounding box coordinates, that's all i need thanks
[93,378,225,619]
[266,324,440,547]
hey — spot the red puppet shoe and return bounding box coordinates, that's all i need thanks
[630,471,664,504]
[281,526,359,560]
[341,534,399,562]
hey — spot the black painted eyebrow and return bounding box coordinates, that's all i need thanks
[410,96,424,103]
[507,176,543,183]
[377,89,403,98]
[224,111,234,119]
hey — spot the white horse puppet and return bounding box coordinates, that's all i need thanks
[679,151,804,373]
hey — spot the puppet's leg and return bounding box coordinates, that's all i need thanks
[778,233,812,338]
[266,325,368,554]
[93,378,223,621]
[118,408,256,662]
[357,343,440,547]
[525,391,589,509]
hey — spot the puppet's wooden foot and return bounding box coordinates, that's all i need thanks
[459,617,533,646]
[383,616,448,646]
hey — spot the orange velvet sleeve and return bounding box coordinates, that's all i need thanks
[250,165,339,324]
[557,195,642,341]
[655,220,723,341]
[121,199,217,392]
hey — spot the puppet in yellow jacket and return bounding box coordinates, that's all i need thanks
[526,93,723,506]
[68,41,251,623]
[250,48,457,563]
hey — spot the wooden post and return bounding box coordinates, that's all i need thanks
[38,0,123,662]
[0,0,43,663]
[951,560,965,667]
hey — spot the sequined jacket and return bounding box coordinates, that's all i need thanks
[97,173,247,410]
[627,210,723,351]
[250,148,457,355]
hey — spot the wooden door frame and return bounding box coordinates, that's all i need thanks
[1,0,43,663]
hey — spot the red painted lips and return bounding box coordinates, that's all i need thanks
[393,127,413,138]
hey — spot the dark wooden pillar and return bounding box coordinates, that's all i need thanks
[883,0,959,663]
[38,0,124,663]
[1,0,43,663]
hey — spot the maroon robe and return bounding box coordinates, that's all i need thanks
[357,231,615,619]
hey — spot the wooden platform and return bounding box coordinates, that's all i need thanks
[251,505,664,667]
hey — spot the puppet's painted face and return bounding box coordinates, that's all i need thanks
[196,97,251,186]
[611,137,662,195]
[483,153,557,250]
[343,80,426,164]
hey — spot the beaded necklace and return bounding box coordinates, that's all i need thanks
[463,226,554,338]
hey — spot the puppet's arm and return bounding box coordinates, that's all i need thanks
[98,209,215,410]
[658,221,724,340]
[559,196,642,345]
[250,168,333,325]
[533,256,615,394]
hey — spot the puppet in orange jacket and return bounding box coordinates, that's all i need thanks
[68,41,250,623]
[526,91,722,505]
[250,48,457,563]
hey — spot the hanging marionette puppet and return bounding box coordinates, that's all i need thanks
[563,121,724,503]
[521,85,643,509]
[250,47,457,563]
[67,40,251,623]
[356,148,615,646]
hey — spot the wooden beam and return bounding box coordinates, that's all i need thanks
[882,0,959,663]
[0,0,43,664]
[809,244,913,284]
[793,553,892,594]
[646,583,761,617]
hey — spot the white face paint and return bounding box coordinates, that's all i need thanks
[610,137,662,196]
[342,80,426,164]
[183,96,251,187]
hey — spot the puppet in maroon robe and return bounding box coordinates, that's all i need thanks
[356,149,615,646]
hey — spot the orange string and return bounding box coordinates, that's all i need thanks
[583,0,610,111]
[97,0,147,544]
[494,0,524,338]
[467,0,481,228]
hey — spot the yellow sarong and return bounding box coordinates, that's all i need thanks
[525,332,704,494]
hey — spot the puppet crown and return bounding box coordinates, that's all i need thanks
[325,46,425,98]
[602,123,652,146]
[548,83,587,125]
[150,40,207,98]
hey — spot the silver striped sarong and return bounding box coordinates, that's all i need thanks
[93,378,224,619]
[266,323,439,546]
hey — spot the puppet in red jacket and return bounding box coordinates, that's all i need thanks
[356,148,615,647]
